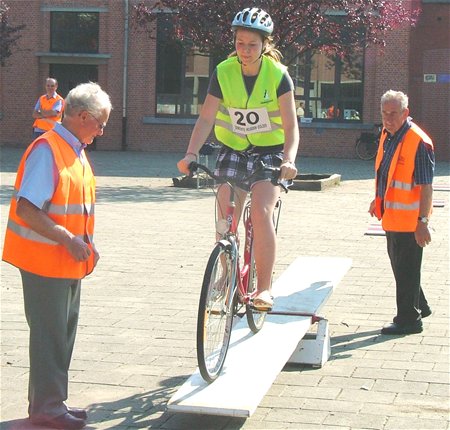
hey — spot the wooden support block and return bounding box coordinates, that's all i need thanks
[288,318,330,367]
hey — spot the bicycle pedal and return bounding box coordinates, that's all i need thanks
[248,304,270,313]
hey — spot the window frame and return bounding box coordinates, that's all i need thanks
[291,49,365,123]
[50,11,100,54]
[155,13,214,118]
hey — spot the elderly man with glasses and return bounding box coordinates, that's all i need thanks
[3,82,112,430]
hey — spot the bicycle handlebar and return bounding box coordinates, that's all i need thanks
[188,161,290,193]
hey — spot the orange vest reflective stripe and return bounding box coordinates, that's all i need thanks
[2,131,96,279]
[33,94,64,131]
[374,123,433,232]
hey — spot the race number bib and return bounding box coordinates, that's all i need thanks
[228,107,272,135]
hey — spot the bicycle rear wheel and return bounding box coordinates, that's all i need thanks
[245,199,282,333]
[355,137,378,160]
[245,250,266,333]
[197,242,236,383]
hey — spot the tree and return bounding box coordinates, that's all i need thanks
[0,1,25,67]
[133,0,420,64]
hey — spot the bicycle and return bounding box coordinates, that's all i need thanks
[189,161,289,383]
[355,124,382,160]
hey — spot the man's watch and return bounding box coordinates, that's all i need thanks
[418,216,429,224]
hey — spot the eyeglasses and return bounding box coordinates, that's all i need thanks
[87,112,106,131]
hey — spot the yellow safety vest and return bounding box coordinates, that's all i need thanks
[214,56,286,150]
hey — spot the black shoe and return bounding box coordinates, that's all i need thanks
[381,321,423,335]
[421,307,432,318]
[393,307,432,324]
[31,412,86,429]
[68,407,88,420]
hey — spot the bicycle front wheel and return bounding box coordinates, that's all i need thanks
[197,242,236,383]
[355,137,377,160]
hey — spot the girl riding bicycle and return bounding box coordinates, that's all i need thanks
[177,7,299,311]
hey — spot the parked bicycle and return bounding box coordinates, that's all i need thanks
[355,123,383,160]
[189,161,290,383]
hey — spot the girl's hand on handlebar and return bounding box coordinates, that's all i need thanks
[177,153,197,175]
[280,160,297,180]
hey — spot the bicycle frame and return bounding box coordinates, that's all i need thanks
[221,188,282,308]
[192,160,286,309]
[219,186,254,308]
[241,204,254,299]
[193,160,287,382]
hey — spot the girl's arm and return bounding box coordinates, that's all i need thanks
[278,90,299,179]
[177,94,221,174]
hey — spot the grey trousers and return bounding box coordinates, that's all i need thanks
[20,270,81,418]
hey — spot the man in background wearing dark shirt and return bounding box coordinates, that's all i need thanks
[369,90,434,335]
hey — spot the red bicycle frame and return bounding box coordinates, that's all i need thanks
[220,187,255,306]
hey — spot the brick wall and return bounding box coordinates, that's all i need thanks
[1,0,448,161]
[409,2,450,161]
[0,1,42,147]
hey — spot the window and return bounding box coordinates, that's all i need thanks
[156,14,212,117]
[49,64,98,98]
[289,49,364,122]
[51,12,99,53]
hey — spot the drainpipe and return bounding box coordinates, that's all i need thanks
[121,0,129,151]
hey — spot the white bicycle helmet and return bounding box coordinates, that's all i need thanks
[231,7,274,36]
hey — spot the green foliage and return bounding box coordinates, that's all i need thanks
[0,1,25,67]
[133,0,420,64]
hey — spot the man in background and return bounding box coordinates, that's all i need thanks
[32,77,64,138]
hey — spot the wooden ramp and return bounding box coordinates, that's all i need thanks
[167,256,352,417]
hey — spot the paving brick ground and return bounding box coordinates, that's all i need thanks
[1,146,449,430]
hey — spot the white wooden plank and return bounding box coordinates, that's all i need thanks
[167,256,352,417]
[168,316,311,417]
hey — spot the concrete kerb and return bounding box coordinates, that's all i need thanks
[1,146,449,430]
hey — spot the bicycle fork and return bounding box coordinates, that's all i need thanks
[218,237,240,315]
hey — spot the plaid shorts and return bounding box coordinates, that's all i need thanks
[214,145,284,191]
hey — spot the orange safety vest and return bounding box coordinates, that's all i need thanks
[33,93,64,131]
[374,122,433,232]
[2,130,96,279]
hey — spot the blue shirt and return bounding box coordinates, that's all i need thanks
[17,123,86,209]
[376,117,434,199]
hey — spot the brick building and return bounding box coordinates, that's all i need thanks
[0,0,448,161]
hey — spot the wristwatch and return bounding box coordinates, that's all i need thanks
[418,216,429,224]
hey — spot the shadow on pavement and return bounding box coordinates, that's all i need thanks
[282,329,394,374]
[0,185,14,205]
[0,182,214,205]
[0,376,245,430]
[95,184,214,204]
[2,146,449,182]
[83,375,245,429]
[330,329,393,357]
